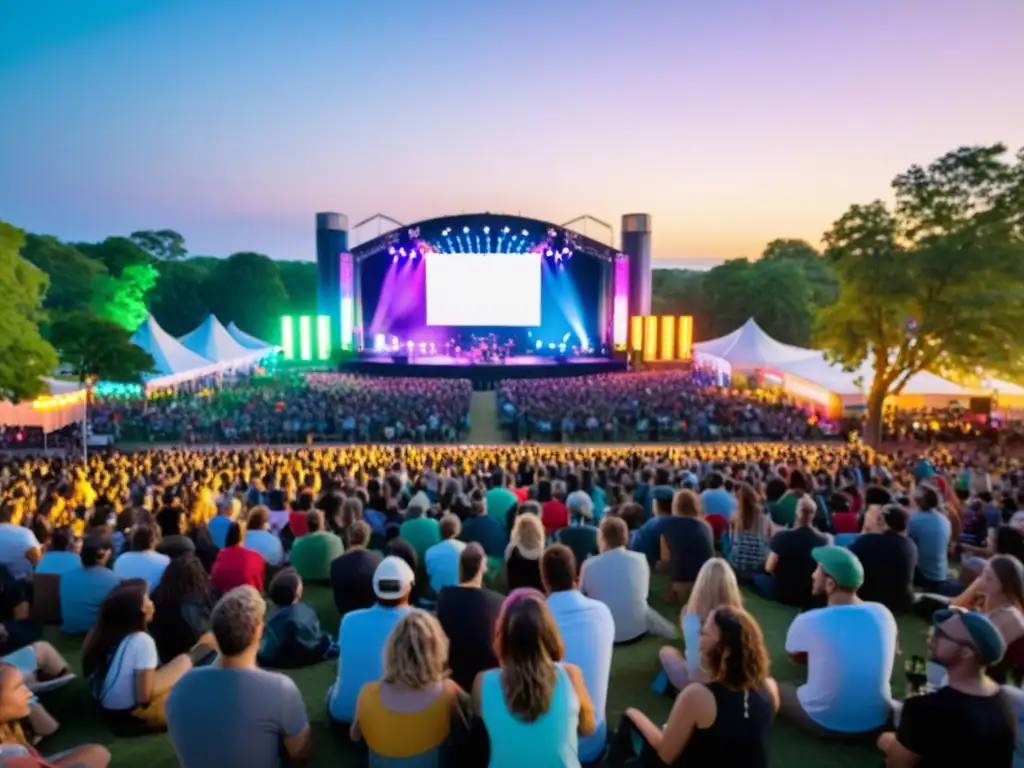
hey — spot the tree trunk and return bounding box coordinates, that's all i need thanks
[864,387,887,449]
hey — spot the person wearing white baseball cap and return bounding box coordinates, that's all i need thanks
[326,557,414,725]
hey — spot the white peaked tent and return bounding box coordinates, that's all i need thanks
[226,321,275,351]
[179,315,266,365]
[693,318,817,368]
[131,315,221,388]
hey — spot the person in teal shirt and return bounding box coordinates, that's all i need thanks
[399,493,441,564]
[485,468,519,528]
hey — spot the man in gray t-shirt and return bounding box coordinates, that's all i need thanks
[167,586,312,768]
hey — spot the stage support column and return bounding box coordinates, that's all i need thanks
[316,212,349,352]
[621,213,652,320]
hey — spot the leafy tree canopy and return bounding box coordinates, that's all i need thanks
[130,229,188,261]
[77,236,152,276]
[206,252,288,341]
[49,309,155,384]
[91,262,159,332]
[150,260,215,337]
[19,234,107,313]
[0,222,60,402]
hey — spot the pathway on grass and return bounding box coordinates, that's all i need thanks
[468,391,503,443]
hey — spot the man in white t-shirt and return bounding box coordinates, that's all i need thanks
[780,545,897,738]
[0,503,41,580]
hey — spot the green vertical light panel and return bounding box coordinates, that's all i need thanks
[299,316,312,361]
[281,316,295,360]
[317,315,331,360]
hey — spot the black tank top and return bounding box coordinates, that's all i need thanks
[676,682,771,768]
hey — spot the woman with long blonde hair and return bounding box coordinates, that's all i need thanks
[350,610,464,763]
[660,490,715,604]
[659,557,743,690]
[505,512,546,592]
[475,589,595,766]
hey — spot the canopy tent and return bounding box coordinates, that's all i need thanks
[179,315,267,366]
[131,315,222,388]
[693,318,817,368]
[226,321,275,351]
[0,378,87,432]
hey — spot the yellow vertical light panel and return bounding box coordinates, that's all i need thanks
[630,316,644,352]
[678,315,693,360]
[643,315,658,361]
[660,315,675,361]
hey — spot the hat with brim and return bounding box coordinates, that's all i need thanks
[932,608,1006,667]
[811,545,864,590]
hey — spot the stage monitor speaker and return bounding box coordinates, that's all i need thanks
[554,355,568,365]
[969,396,992,415]
[392,354,408,365]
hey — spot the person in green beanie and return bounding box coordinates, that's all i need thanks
[777,545,899,739]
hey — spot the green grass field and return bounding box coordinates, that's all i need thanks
[35,576,922,767]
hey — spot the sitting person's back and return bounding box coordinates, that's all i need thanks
[35,527,81,576]
[330,521,382,617]
[60,535,120,635]
[149,553,216,664]
[289,510,344,583]
[424,514,466,594]
[210,522,266,594]
[553,493,599,566]
[166,585,312,768]
[399,495,441,564]
[257,569,334,669]
[112,525,170,591]
[243,506,284,566]
[661,490,714,601]
[848,504,917,614]
[505,514,545,593]
[765,497,829,609]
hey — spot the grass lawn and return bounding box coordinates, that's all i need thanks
[35,576,924,767]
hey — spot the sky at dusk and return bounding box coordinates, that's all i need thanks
[1,0,1022,264]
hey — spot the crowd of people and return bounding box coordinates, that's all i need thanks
[0,440,1021,765]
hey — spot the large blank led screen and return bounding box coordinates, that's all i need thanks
[426,252,541,326]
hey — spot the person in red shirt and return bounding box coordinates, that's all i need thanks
[210,522,266,593]
[539,479,569,536]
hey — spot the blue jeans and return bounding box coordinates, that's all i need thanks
[752,573,775,600]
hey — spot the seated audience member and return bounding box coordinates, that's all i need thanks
[82,580,200,735]
[35,527,81,576]
[167,585,312,768]
[1,640,73,742]
[952,554,1024,649]
[542,544,615,765]
[206,497,239,550]
[154,505,196,560]
[726,483,771,583]
[630,493,673,565]
[330,520,381,618]
[436,544,504,692]
[399,493,441,565]
[848,504,918,615]
[288,489,315,539]
[0,500,41,580]
[539,479,570,536]
[289,510,344,583]
[210,522,266,594]
[908,484,960,596]
[661,490,714,604]
[609,606,779,766]
[59,534,120,635]
[780,546,897,739]
[0,662,111,768]
[113,525,170,591]
[580,517,676,644]
[352,611,470,764]
[554,491,600,566]
[327,556,415,725]
[258,568,335,668]
[762,496,829,607]
[474,590,595,766]
[659,557,742,691]
[877,608,1017,766]
[460,489,509,560]
[485,468,519,529]
[771,468,811,527]
[425,514,466,594]
[505,512,545,593]
[699,471,737,519]
[150,553,217,664]
[243,506,284,567]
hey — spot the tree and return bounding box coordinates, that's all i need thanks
[651,269,714,340]
[206,252,288,340]
[817,144,1024,446]
[761,238,821,263]
[0,222,60,401]
[277,260,318,315]
[130,229,188,261]
[49,310,155,383]
[761,238,837,308]
[91,262,159,332]
[76,236,152,276]
[150,260,213,336]
[19,234,107,313]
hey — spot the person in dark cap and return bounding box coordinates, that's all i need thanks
[778,546,898,739]
[878,607,1017,766]
[59,534,121,635]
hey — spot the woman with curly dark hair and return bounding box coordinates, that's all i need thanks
[149,553,218,663]
[608,606,779,767]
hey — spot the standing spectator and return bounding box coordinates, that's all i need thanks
[763,496,829,608]
[436,544,504,692]
[326,557,415,725]
[779,546,897,738]
[60,534,120,635]
[166,585,313,768]
[210,522,266,594]
[542,545,615,765]
[849,504,918,615]
[113,525,170,592]
[425,514,466,594]
[329,520,381,618]
[289,510,344,583]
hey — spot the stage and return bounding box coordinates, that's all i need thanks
[342,352,626,387]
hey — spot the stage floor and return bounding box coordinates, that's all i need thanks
[343,352,626,386]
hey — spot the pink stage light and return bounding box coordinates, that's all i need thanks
[613,256,629,348]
